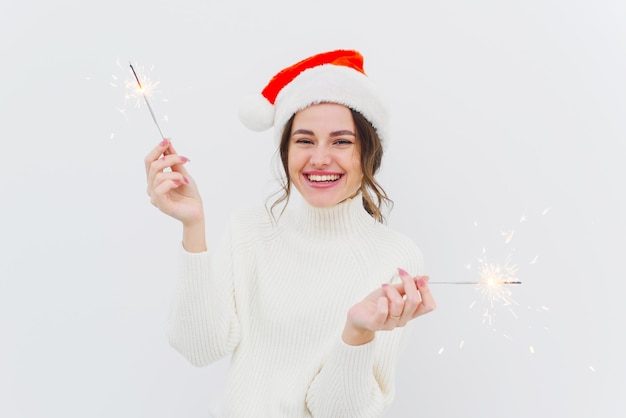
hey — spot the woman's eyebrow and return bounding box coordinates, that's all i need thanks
[292,129,314,136]
[292,129,356,137]
[330,130,356,137]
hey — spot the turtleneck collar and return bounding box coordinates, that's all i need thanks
[290,193,379,239]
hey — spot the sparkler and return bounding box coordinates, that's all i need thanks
[129,62,165,139]
[388,274,521,286]
[432,209,552,356]
[429,281,521,285]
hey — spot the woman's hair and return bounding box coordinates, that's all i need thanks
[267,107,393,223]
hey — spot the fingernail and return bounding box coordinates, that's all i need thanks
[183,176,189,184]
[417,278,426,287]
[382,283,389,288]
[180,156,190,162]
[397,268,409,276]
[173,180,182,186]
[159,139,169,146]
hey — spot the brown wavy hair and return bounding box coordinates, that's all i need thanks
[267,108,393,223]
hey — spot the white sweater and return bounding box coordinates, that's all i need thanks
[167,195,424,417]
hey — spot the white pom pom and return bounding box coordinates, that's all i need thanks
[238,93,275,132]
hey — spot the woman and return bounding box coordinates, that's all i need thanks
[145,49,436,417]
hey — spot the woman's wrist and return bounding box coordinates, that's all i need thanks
[342,322,375,346]
[182,219,207,253]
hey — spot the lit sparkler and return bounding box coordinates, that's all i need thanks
[129,62,165,139]
[390,259,521,327]
[430,209,552,356]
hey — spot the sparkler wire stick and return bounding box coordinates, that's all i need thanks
[389,273,521,285]
[129,62,165,139]
[429,281,522,285]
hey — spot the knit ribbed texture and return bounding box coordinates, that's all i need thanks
[166,195,424,417]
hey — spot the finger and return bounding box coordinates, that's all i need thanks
[170,154,192,177]
[144,138,172,177]
[150,167,190,197]
[154,153,191,173]
[398,268,420,323]
[163,139,175,156]
[375,296,389,326]
[152,170,189,192]
[164,141,185,170]
[146,153,191,196]
[381,283,404,324]
[412,276,436,318]
[144,139,188,179]
[150,175,185,209]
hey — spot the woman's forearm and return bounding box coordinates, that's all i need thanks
[183,219,208,253]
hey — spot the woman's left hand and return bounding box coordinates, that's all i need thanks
[342,268,436,345]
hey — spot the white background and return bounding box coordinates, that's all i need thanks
[1,1,625,417]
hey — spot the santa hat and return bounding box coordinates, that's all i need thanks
[238,49,389,148]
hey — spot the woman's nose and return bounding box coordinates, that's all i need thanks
[309,147,331,167]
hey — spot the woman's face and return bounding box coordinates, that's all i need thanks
[288,103,363,208]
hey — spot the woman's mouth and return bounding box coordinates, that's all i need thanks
[305,173,342,183]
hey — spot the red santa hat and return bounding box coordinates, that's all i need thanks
[238,49,389,149]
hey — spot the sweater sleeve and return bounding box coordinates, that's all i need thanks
[305,327,408,417]
[165,224,241,367]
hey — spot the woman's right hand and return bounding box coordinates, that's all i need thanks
[144,139,204,226]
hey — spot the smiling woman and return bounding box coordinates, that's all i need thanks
[277,103,390,222]
[287,103,364,209]
[144,49,436,417]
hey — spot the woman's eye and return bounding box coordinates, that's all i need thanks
[295,138,313,144]
[334,139,353,145]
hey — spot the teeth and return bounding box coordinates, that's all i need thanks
[307,174,340,182]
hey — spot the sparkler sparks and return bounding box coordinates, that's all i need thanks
[471,253,520,326]
[110,58,168,139]
[427,209,552,356]
[129,62,165,139]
